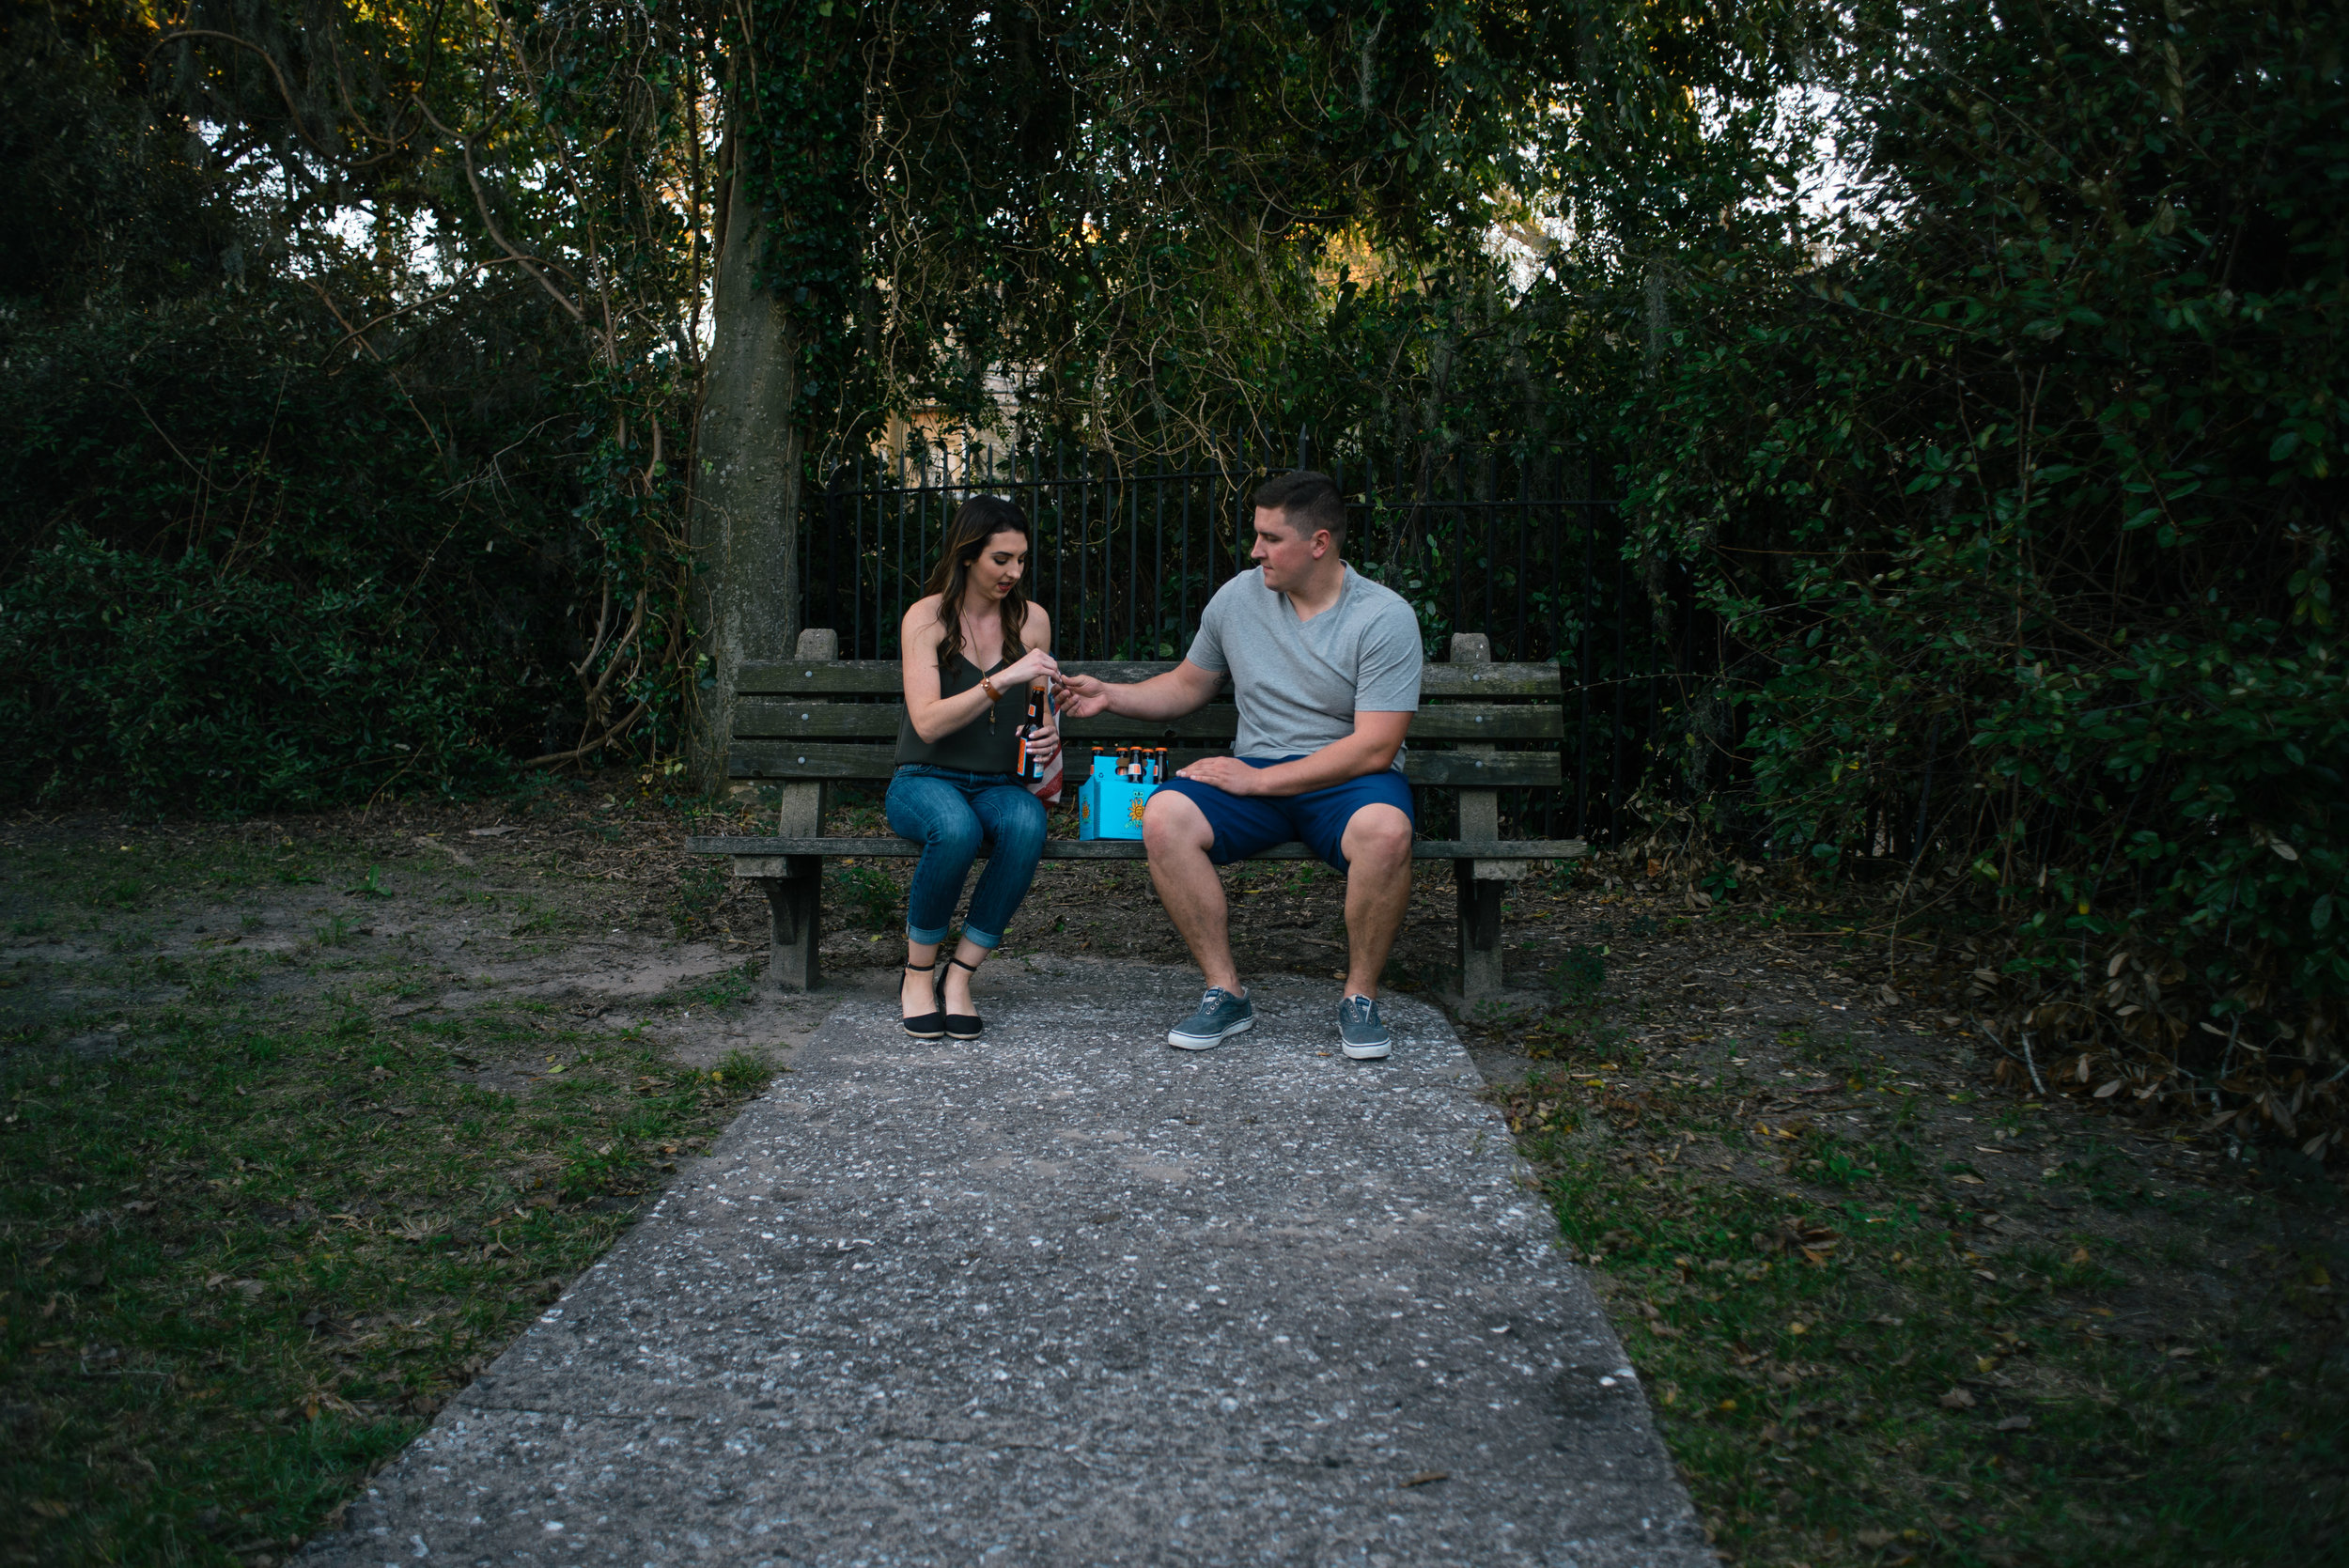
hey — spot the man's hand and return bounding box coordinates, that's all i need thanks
[1174,756,1263,795]
[1052,671,1115,719]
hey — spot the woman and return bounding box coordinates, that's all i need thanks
[887,495,1061,1039]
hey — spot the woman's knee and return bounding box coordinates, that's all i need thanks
[989,792,1049,856]
[927,814,984,860]
[893,786,983,859]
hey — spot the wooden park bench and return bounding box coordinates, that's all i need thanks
[684,629,1585,1001]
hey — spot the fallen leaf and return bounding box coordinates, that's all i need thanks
[1994,1414,2032,1431]
[468,825,518,838]
[1400,1470,1449,1487]
[1857,1529,1897,1549]
[2068,1247,2091,1265]
[1937,1388,1977,1409]
[2094,1079,2123,1098]
[1952,1174,1985,1186]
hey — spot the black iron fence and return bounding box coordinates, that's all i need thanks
[799,438,1717,844]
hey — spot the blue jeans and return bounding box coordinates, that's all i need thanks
[883,765,1048,949]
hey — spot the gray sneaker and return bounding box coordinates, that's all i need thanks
[1337,995,1392,1060]
[1168,986,1253,1050]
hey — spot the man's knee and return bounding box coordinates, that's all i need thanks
[1342,804,1412,870]
[1143,790,1213,856]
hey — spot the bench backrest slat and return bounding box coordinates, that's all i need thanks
[730,739,1559,787]
[732,696,1563,742]
[736,659,1562,699]
[730,640,1566,787]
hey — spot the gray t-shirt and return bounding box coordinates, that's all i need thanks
[1185,566,1423,763]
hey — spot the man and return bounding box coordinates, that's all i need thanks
[1053,470,1422,1060]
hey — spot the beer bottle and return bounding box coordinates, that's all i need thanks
[1019,687,1042,779]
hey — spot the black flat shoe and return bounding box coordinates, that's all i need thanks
[900,962,944,1039]
[941,955,984,1040]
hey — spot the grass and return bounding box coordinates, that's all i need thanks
[1494,1060,2349,1565]
[0,826,781,1566]
[1,1007,770,1564]
[826,861,902,934]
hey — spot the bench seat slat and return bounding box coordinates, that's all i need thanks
[729,741,1561,786]
[688,835,1588,862]
[736,659,1563,698]
[732,697,1563,742]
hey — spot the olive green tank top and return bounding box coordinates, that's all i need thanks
[894,655,1028,775]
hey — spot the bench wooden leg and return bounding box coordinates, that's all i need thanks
[758,857,822,990]
[1454,860,1504,1001]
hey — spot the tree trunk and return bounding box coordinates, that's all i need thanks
[687,164,803,794]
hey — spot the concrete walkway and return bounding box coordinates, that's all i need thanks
[303,957,1707,1566]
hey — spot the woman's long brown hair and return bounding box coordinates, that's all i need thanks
[924,495,1032,676]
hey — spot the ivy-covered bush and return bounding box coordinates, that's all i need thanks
[0,287,616,813]
[1602,0,2346,1120]
[0,0,703,815]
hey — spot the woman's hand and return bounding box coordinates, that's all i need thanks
[996,646,1060,690]
[1022,716,1062,767]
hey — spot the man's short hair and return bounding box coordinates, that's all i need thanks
[1252,469,1347,544]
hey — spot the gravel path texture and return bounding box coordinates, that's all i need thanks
[299,956,1707,1566]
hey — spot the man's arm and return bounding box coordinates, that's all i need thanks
[1176,710,1412,798]
[1053,660,1223,722]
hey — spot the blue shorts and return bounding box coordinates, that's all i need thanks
[1154,758,1414,872]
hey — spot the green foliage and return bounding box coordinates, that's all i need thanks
[0,2,710,812]
[0,290,582,812]
[736,0,1563,451]
[1553,1,2349,1079]
[829,862,900,934]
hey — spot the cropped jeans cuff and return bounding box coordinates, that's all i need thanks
[958,925,1003,951]
[906,920,951,947]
